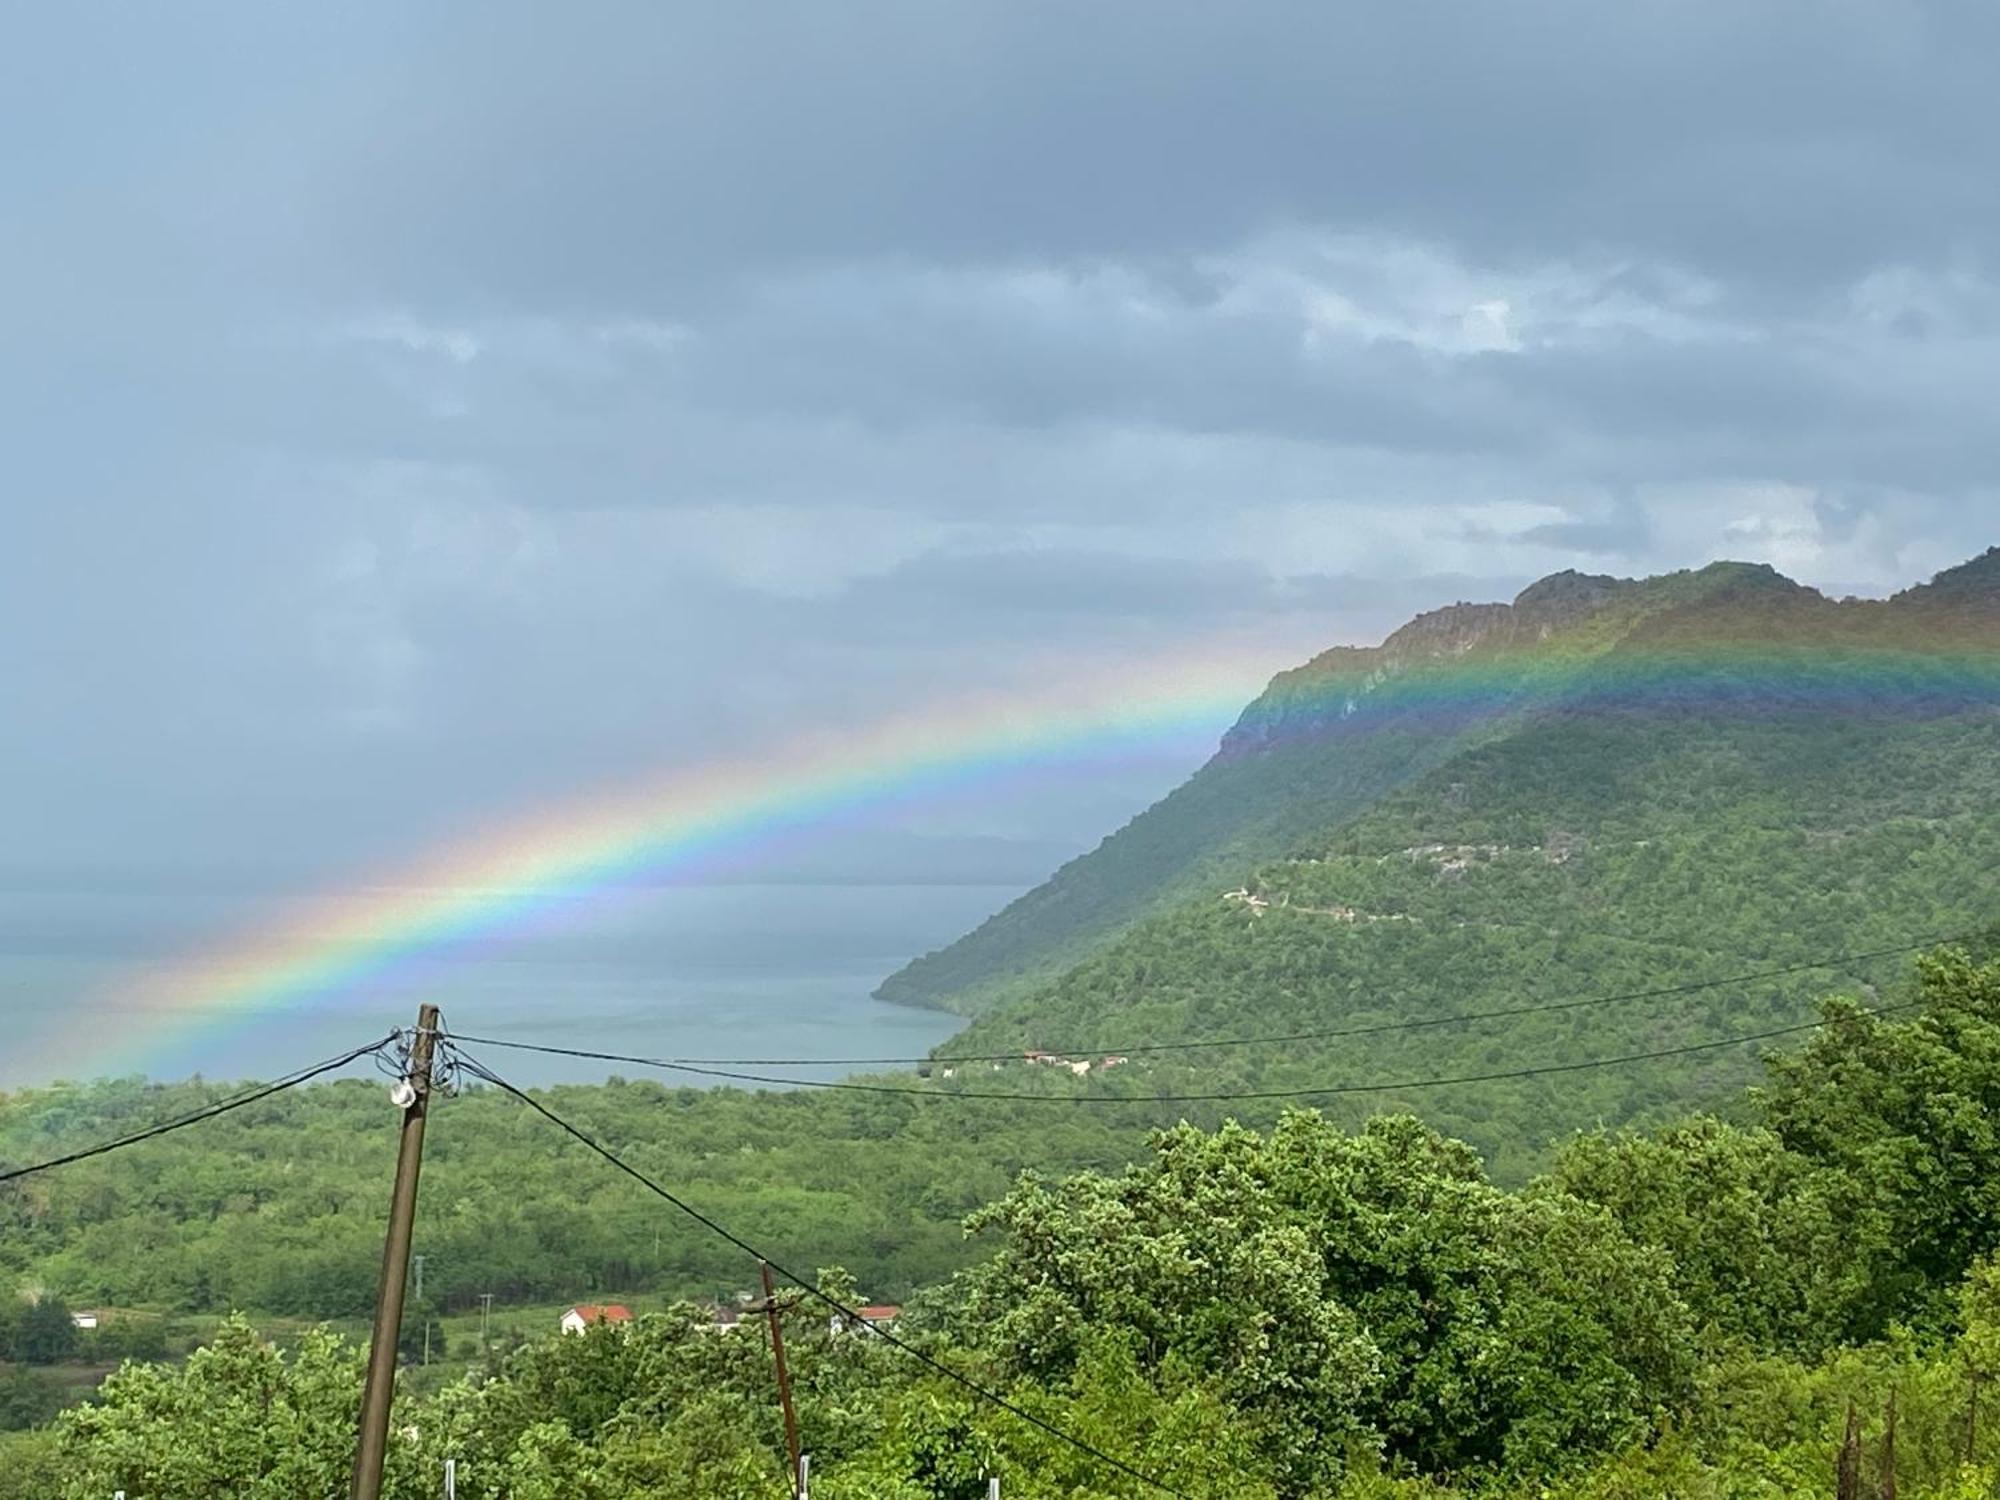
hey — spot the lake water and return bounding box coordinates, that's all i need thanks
[0,881,1003,1090]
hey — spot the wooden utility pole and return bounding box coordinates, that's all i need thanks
[349,1003,441,1500]
[1880,1389,1897,1500]
[1968,1368,1982,1465]
[759,1260,805,1498]
[1837,1399,1862,1500]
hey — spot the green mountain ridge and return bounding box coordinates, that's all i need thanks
[875,553,2000,1174]
[879,557,1970,1018]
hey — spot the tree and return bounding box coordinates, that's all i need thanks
[1759,952,2000,1338]
[1,1295,77,1365]
[50,1316,426,1499]
[0,1431,62,1500]
[0,1367,63,1431]
[954,1111,1694,1493]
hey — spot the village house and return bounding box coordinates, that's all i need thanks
[559,1303,633,1335]
[829,1304,901,1338]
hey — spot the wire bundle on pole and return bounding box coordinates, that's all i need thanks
[0,1034,397,1186]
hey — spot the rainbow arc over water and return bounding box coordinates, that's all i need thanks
[79,648,1281,1074]
[69,620,2000,1077]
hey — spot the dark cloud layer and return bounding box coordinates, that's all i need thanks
[4,2,1998,894]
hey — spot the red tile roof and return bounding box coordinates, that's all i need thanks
[566,1303,633,1324]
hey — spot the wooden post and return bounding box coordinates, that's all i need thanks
[350,1004,441,1500]
[1837,1399,1862,1500]
[760,1260,804,1498]
[1968,1368,1982,1466]
[1880,1389,1897,1500]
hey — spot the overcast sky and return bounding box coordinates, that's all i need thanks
[6,1,2000,897]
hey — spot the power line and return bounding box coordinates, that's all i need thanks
[448,1046,1199,1500]
[452,999,1921,1106]
[0,1035,395,1186]
[489,932,1968,1069]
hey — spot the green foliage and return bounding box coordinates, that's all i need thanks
[0,1069,1157,1320]
[950,709,2000,1180]
[53,1316,392,1499]
[0,1365,65,1430]
[0,1430,62,1500]
[15,556,2000,1494]
[955,1111,1692,1491]
[31,962,2000,1497]
[884,557,2000,1019]
[0,1292,77,1364]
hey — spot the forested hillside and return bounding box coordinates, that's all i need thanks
[882,554,2000,1020]
[12,951,2000,1497]
[876,565,1722,1014]
[9,554,2000,1494]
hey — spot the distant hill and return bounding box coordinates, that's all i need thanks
[881,556,1985,1014]
[878,551,2000,1172]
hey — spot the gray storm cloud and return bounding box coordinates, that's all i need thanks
[3,0,1998,891]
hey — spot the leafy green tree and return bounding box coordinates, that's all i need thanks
[51,1316,428,1499]
[0,1366,64,1431]
[1759,952,2000,1337]
[955,1111,1693,1492]
[0,1294,77,1365]
[0,1431,62,1500]
[1550,1116,1847,1350]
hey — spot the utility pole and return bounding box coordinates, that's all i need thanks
[480,1293,493,1346]
[1968,1368,1982,1465]
[1837,1400,1861,1500]
[758,1260,804,1498]
[413,1254,426,1305]
[1881,1389,1897,1500]
[349,1003,441,1500]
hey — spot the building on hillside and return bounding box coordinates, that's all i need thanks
[830,1304,901,1337]
[559,1303,633,1335]
[70,1310,100,1331]
[702,1303,747,1335]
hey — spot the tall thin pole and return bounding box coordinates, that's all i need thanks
[1968,1368,1981,1465]
[1881,1389,1897,1500]
[760,1260,804,1498]
[1837,1399,1861,1500]
[350,1003,441,1500]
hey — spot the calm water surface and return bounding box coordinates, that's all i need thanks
[0,882,998,1089]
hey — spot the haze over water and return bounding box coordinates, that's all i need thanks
[0,881,992,1090]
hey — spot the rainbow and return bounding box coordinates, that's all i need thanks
[64,621,2000,1078]
[70,645,1290,1076]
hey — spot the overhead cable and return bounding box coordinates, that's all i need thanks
[0,1034,396,1186]
[451,999,1921,1106]
[449,1046,1198,1500]
[531,932,1967,1069]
